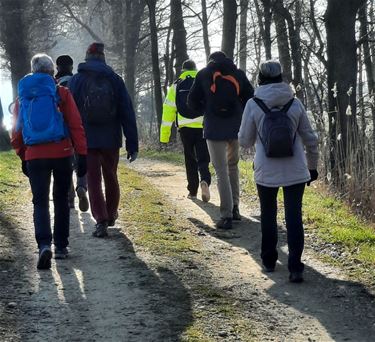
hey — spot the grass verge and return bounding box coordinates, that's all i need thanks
[139,148,375,285]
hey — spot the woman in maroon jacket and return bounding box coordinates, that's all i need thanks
[11,53,87,270]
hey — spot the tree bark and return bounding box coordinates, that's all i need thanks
[273,8,292,83]
[239,0,248,71]
[171,0,189,76]
[359,3,375,148]
[0,0,31,98]
[254,0,272,60]
[145,0,163,127]
[221,0,237,59]
[201,0,211,62]
[325,0,365,173]
[124,0,145,102]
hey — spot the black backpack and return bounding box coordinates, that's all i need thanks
[83,73,117,125]
[210,71,240,117]
[175,76,202,119]
[254,97,295,158]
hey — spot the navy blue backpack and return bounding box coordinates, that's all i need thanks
[254,97,295,158]
[17,73,67,146]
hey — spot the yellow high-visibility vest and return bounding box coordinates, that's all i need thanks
[160,70,203,143]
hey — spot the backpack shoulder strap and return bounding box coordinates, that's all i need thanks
[253,97,271,115]
[281,98,294,113]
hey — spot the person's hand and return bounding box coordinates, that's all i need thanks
[127,151,138,163]
[77,155,87,177]
[307,169,318,186]
[21,160,29,177]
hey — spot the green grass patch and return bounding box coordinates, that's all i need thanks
[0,151,29,209]
[141,148,185,165]
[118,164,197,256]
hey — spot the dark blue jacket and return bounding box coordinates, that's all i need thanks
[69,59,138,152]
[188,56,254,140]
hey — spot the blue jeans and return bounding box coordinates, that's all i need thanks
[27,157,73,249]
[256,183,305,273]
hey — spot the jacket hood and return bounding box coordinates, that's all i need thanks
[77,59,115,75]
[208,57,237,73]
[254,82,294,108]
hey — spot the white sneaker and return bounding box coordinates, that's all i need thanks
[200,181,210,202]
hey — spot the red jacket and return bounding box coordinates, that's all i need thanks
[11,86,87,160]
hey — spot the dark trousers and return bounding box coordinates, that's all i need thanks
[256,183,305,273]
[179,127,211,196]
[87,148,120,224]
[27,157,72,249]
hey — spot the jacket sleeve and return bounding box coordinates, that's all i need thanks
[239,70,254,108]
[59,87,87,155]
[238,100,257,148]
[160,85,177,143]
[10,100,26,160]
[116,76,139,153]
[187,71,205,112]
[295,99,319,169]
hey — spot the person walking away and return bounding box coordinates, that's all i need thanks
[188,51,254,229]
[160,59,211,201]
[238,60,319,283]
[55,55,89,212]
[69,42,139,238]
[11,53,87,269]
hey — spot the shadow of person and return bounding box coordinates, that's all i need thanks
[187,215,375,341]
[52,211,193,342]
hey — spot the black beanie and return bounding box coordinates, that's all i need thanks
[56,55,73,67]
[182,59,196,71]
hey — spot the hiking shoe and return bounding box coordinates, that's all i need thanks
[76,186,89,212]
[289,272,304,283]
[232,205,241,221]
[54,247,69,260]
[216,218,232,229]
[200,181,210,202]
[92,222,108,238]
[187,193,197,200]
[108,212,119,227]
[262,264,275,273]
[37,246,52,270]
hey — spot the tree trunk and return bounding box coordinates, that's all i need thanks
[239,0,248,71]
[273,9,292,83]
[359,3,375,148]
[325,0,365,173]
[254,0,272,60]
[0,0,30,98]
[145,0,163,127]
[124,0,145,103]
[221,0,237,59]
[171,0,189,76]
[201,0,211,62]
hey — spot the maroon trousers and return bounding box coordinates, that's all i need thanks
[87,148,120,224]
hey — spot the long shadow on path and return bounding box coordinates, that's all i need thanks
[188,199,375,342]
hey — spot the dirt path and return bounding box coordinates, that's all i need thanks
[1,157,374,341]
[130,158,375,342]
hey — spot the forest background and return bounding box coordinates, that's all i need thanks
[0,0,374,220]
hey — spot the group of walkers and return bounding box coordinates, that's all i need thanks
[161,51,318,282]
[10,42,318,283]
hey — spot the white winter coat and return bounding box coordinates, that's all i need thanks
[238,82,319,187]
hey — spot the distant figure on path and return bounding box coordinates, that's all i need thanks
[188,51,254,229]
[160,59,211,202]
[11,53,87,269]
[238,60,319,283]
[69,43,139,238]
[55,55,89,212]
